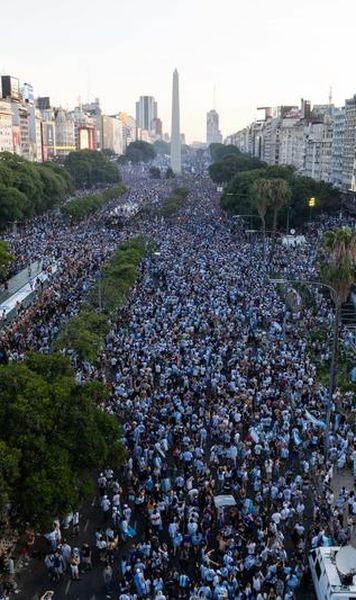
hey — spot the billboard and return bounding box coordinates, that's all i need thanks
[23,83,34,104]
[79,126,95,150]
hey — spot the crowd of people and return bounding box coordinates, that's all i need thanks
[0,164,355,599]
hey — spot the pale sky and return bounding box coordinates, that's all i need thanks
[1,0,355,142]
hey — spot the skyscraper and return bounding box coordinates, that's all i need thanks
[135,96,157,131]
[170,69,181,174]
[206,109,222,145]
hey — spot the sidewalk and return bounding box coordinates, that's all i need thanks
[0,261,43,305]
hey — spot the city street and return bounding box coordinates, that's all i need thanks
[3,168,353,600]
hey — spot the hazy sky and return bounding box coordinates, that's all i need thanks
[1,0,355,142]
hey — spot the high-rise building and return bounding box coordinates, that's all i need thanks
[70,106,96,151]
[152,117,163,137]
[342,94,356,191]
[1,76,20,101]
[135,96,157,131]
[206,109,222,145]
[82,98,102,150]
[102,115,124,155]
[37,97,51,110]
[0,99,13,152]
[55,109,75,157]
[28,105,43,162]
[331,108,345,189]
[170,69,181,174]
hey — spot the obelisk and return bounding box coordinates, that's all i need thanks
[170,68,181,174]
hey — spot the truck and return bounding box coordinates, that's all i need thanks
[309,546,356,600]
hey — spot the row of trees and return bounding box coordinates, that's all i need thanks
[54,238,147,361]
[220,164,342,229]
[0,153,73,229]
[0,353,124,528]
[155,187,189,218]
[62,185,126,221]
[0,150,123,230]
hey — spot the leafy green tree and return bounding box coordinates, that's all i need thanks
[64,150,121,188]
[221,169,265,214]
[267,178,291,262]
[0,240,14,279]
[37,165,67,210]
[0,153,73,228]
[0,184,29,228]
[209,154,264,184]
[125,141,156,163]
[209,143,241,162]
[251,178,271,261]
[0,356,124,528]
[54,311,110,362]
[154,140,170,155]
[320,228,356,416]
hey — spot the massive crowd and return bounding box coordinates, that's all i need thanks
[0,165,355,599]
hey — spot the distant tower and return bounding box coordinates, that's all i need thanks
[170,69,181,174]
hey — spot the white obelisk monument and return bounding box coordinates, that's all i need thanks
[170,68,181,174]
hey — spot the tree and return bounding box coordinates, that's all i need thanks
[0,240,14,279]
[154,140,170,155]
[64,150,121,188]
[221,169,265,214]
[209,154,264,184]
[209,143,241,162]
[0,355,125,528]
[125,141,156,163]
[251,179,271,262]
[267,178,291,262]
[0,153,73,228]
[320,228,356,428]
[0,184,29,229]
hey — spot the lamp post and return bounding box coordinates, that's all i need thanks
[270,277,339,461]
[308,197,316,222]
[286,206,291,234]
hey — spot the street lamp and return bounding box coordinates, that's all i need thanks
[308,197,316,222]
[270,277,339,461]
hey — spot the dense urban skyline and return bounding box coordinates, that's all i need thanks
[1,0,356,142]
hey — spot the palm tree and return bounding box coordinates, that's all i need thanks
[250,178,272,262]
[267,178,291,262]
[320,227,356,400]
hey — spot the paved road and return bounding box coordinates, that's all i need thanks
[16,491,117,599]
[0,260,42,304]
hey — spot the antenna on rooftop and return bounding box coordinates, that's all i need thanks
[328,85,333,106]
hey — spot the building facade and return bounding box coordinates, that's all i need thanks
[342,95,356,191]
[206,109,222,145]
[226,97,356,191]
[0,99,13,152]
[102,115,124,155]
[55,109,75,157]
[135,96,157,131]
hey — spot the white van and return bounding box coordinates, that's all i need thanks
[309,546,356,600]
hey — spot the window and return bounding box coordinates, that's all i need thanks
[315,560,321,580]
